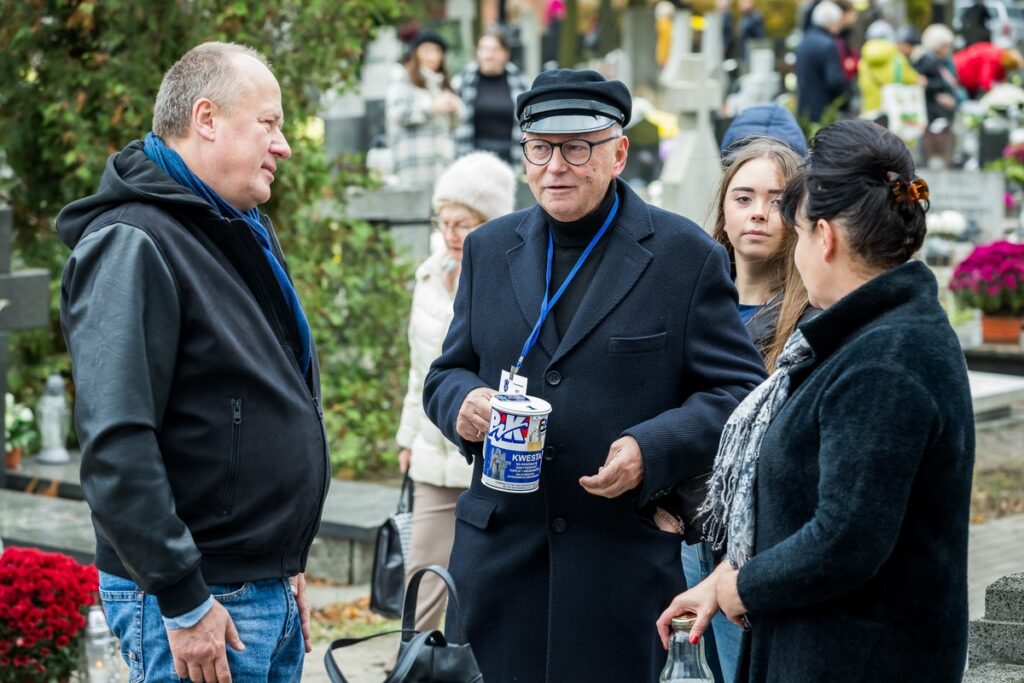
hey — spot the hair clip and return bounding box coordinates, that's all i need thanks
[886,171,929,205]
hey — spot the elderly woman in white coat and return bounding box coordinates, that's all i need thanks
[395,151,516,631]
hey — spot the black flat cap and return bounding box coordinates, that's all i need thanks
[516,69,632,134]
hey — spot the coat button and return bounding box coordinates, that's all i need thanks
[546,370,562,386]
[552,517,567,533]
[129,652,137,661]
[543,446,557,462]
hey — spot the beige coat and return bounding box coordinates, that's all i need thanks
[396,248,472,488]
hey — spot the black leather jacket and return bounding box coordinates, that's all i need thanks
[58,141,330,618]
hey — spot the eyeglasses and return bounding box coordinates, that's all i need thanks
[520,135,621,166]
[430,217,478,235]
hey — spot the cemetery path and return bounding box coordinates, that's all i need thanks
[296,512,1024,681]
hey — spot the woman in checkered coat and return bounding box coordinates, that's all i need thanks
[452,27,532,164]
[386,31,461,188]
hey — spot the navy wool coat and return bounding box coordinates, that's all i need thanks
[424,182,766,683]
[795,25,849,122]
[737,261,975,682]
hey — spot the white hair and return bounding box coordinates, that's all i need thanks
[153,42,271,139]
[811,1,843,29]
[921,24,955,55]
[865,19,897,42]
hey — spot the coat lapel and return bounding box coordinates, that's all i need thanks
[550,186,653,366]
[507,208,559,360]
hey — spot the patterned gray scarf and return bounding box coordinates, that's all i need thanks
[698,329,814,568]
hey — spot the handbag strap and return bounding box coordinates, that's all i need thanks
[324,628,416,683]
[396,471,413,514]
[401,565,468,644]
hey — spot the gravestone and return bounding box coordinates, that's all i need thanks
[344,187,434,265]
[0,207,50,489]
[322,91,368,159]
[659,10,693,87]
[520,8,542,82]
[623,6,658,94]
[726,47,782,114]
[964,572,1024,681]
[658,55,723,230]
[922,169,1006,241]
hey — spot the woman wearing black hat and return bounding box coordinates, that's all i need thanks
[657,119,974,681]
[385,31,461,187]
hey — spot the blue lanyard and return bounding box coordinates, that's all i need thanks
[510,193,620,379]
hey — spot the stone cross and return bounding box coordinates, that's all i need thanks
[660,10,693,87]
[726,47,782,114]
[658,55,723,232]
[0,207,50,488]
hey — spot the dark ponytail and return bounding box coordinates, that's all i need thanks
[781,120,928,269]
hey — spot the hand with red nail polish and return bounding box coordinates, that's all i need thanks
[655,562,730,650]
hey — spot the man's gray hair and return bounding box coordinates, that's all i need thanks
[153,42,271,139]
[811,1,843,29]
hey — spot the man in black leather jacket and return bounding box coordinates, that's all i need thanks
[58,42,329,682]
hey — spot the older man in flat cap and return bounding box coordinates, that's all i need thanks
[424,69,765,682]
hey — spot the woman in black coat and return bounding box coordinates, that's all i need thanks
[658,119,975,682]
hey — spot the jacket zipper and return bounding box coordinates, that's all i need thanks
[227,219,330,560]
[220,398,243,516]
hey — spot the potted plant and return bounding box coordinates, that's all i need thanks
[0,547,99,682]
[4,393,38,470]
[949,240,1024,344]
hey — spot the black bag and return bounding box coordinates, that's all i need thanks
[370,473,414,618]
[325,565,484,683]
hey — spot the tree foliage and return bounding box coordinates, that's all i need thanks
[0,0,414,476]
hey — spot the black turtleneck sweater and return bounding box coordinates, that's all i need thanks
[542,180,618,339]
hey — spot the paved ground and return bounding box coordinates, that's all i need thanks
[298,415,1024,681]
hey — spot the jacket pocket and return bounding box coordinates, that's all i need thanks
[220,398,243,516]
[607,331,667,354]
[454,491,497,531]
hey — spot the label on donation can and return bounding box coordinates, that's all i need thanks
[481,393,553,493]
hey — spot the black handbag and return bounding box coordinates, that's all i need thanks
[370,473,413,618]
[325,565,484,683]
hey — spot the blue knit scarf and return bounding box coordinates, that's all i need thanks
[144,132,311,375]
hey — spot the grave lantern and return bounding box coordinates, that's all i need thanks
[35,373,70,464]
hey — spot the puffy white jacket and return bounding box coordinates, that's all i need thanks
[395,247,473,489]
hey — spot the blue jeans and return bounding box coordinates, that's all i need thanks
[681,542,742,683]
[98,571,304,682]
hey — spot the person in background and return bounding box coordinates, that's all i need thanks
[737,0,765,62]
[954,41,1024,98]
[718,104,809,158]
[796,1,850,123]
[857,21,921,116]
[396,151,516,633]
[961,0,993,47]
[658,118,975,682]
[713,137,816,373]
[386,31,461,188]
[916,24,963,166]
[716,0,736,62]
[453,28,532,165]
[657,1,679,67]
[835,0,861,87]
[682,133,814,683]
[896,25,920,62]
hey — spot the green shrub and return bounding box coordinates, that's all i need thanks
[0,0,413,476]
